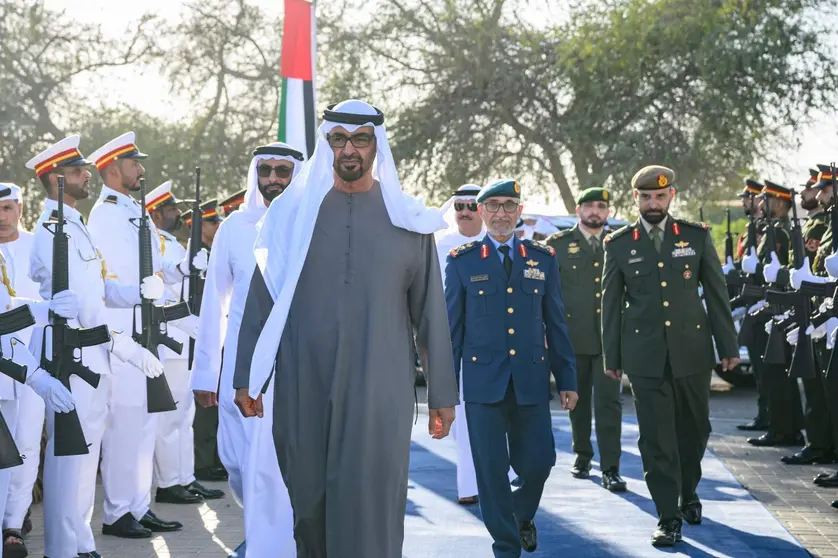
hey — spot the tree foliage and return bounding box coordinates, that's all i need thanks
[330,0,838,212]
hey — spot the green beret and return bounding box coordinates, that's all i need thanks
[577,187,610,205]
[476,179,521,203]
[631,165,676,190]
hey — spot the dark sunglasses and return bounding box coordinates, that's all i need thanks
[326,133,375,149]
[257,164,293,178]
[454,202,478,212]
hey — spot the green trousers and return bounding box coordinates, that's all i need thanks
[630,366,711,522]
[568,353,623,471]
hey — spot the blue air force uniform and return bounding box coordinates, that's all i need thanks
[445,179,577,558]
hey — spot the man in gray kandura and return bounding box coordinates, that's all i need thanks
[233,99,459,557]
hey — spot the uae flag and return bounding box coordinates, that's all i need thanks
[278,0,317,158]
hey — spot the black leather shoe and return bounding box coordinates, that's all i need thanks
[139,510,182,532]
[747,432,805,447]
[832,500,838,510]
[601,469,627,492]
[816,472,838,487]
[102,513,152,539]
[681,499,702,525]
[737,418,769,431]
[651,519,682,547]
[518,520,537,552]
[782,445,836,465]
[510,476,523,488]
[195,467,228,482]
[78,553,102,558]
[570,458,591,479]
[156,485,203,504]
[186,481,225,500]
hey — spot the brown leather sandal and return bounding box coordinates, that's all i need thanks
[2,529,28,558]
[457,495,479,505]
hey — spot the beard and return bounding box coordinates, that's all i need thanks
[581,216,605,229]
[801,197,819,210]
[743,206,753,216]
[334,155,368,182]
[259,181,289,202]
[164,215,182,233]
[124,174,142,192]
[640,208,667,225]
[65,178,90,200]
[821,198,834,210]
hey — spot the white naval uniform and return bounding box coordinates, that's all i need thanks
[192,207,294,558]
[87,185,183,526]
[30,200,140,557]
[1,231,45,531]
[153,230,195,490]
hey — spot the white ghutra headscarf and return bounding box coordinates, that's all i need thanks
[248,100,446,398]
[239,142,305,220]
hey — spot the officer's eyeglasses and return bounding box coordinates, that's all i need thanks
[326,133,375,149]
[483,200,520,213]
[257,165,293,178]
[454,202,478,212]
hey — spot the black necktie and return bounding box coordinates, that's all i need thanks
[498,245,512,278]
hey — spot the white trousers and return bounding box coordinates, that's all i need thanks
[101,361,157,524]
[241,380,295,558]
[4,384,44,529]
[43,376,109,558]
[0,399,19,538]
[454,370,516,499]
[153,359,195,489]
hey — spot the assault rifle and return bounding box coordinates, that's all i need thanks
[40,176,111,456]
[185,167,203,369]
[132,178,190,413]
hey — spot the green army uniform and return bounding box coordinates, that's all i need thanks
[601,166,738,542]
[746,181,804,447]
[802,212,828,263]
[547,187,622,482]
[813,222,833,277]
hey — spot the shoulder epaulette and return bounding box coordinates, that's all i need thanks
[103,195,118,205]
[547,229,573,242]
[449,241,480,258]
[524,239,555,256]
[604,224,633,244]
[49,210,59,221]
[678,218,709,231]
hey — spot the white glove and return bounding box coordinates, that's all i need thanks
[722,256,735,276]
[764,320,773,335]
[786,327,799,346]
[171,314,199,340]
[827,252,838,279]
[179,240,209,273]
[731,306,746,321]
[48,289,79,319]
[748,300,768,314]
[26,368,75,413]
[824,317,838,346]
[140,275,165,301]
[790,258,824,289]
[829,323,838,351]
[808,321,829,340]
[110,334,164,379]
[762,252,780,283]
[742,247,758,275]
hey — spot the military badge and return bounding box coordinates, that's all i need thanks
[481,245,489,259]
[568,244,580,255]
[526,259,539,267]
[672,246,696,258]
[658,174,669,187]
[684,269,693,280]
[807,238,821,253]
[674,241,689,249]
[602,190,609,201]
[470,275,489,282]
[632,228,640,241]
[631,249,637,256]
[628,257,644,264]
[514,182,521,194]
[524,268,545,280]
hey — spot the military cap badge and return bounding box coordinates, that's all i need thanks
[514,182,521,194]
[602,190,609,201]
[657,174,669,187]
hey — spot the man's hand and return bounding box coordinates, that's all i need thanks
[429,407,455,440]
[559,391,578,411]
[195,390,218,408]
[721,357,740,372]
[605,369,623,381]
[235,388,263,418]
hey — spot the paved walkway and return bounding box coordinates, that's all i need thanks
[19,385,823,557]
